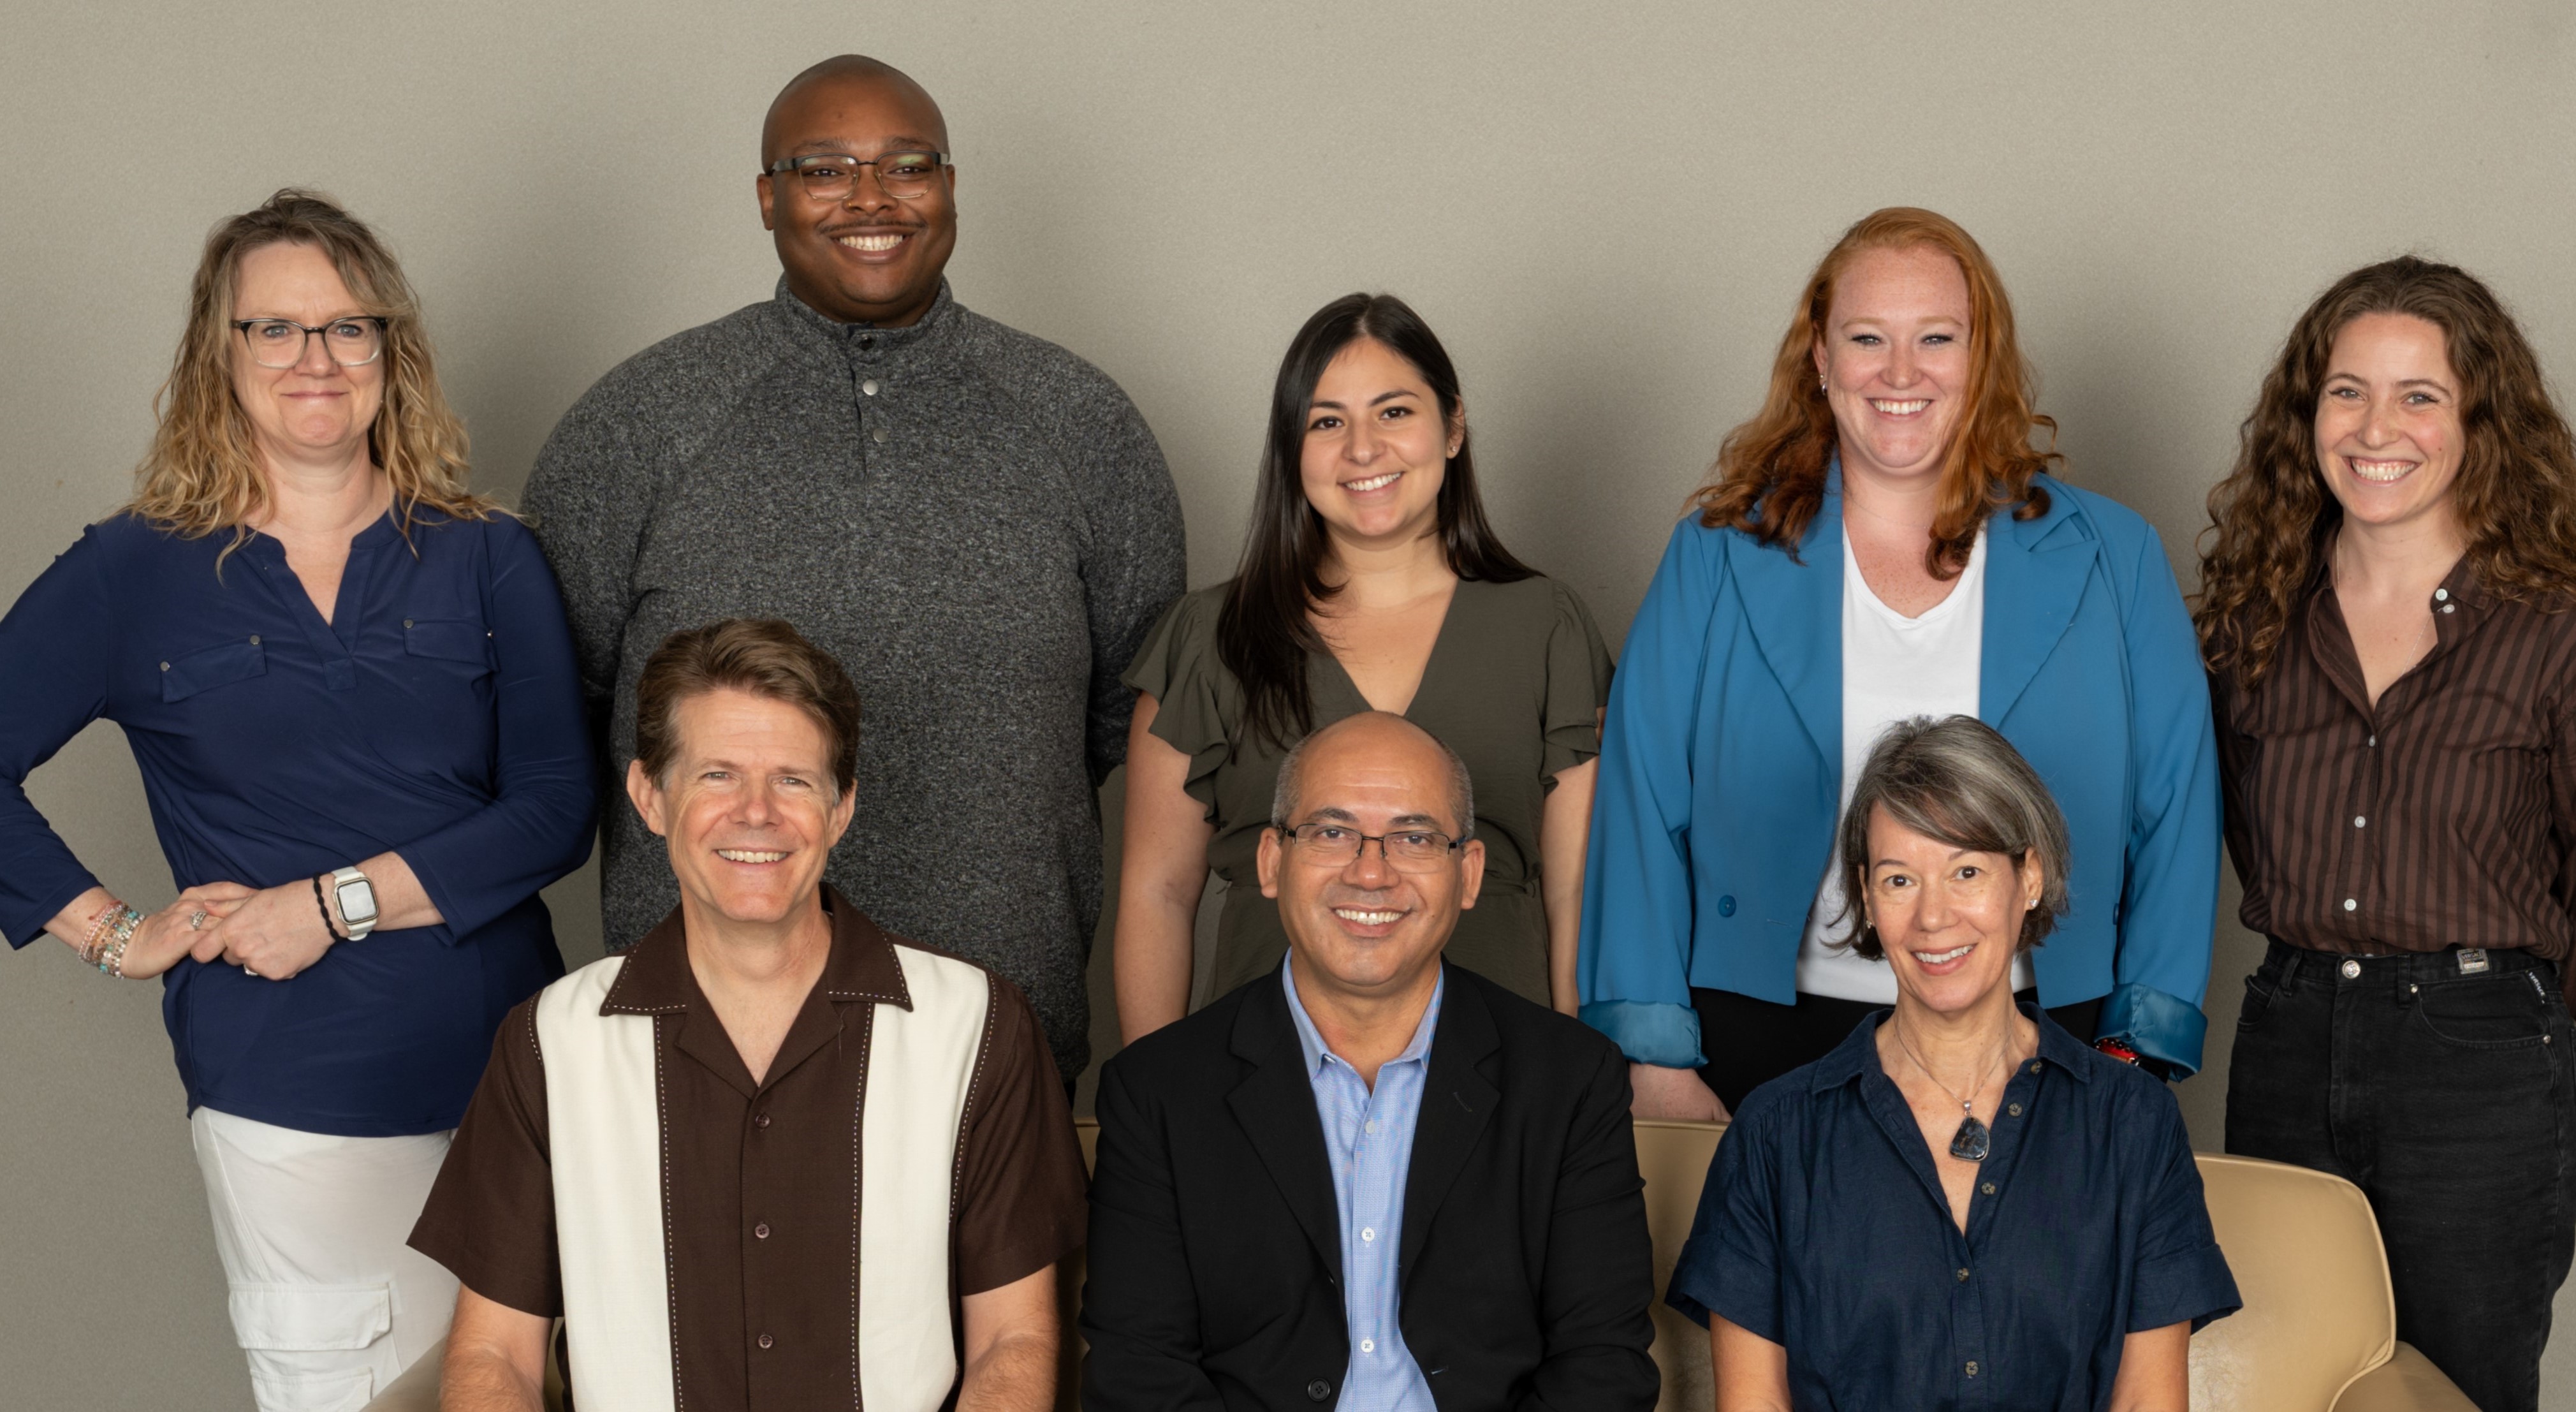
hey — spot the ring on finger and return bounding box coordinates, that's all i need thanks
[187,908,209,930]
[243,965,260,978]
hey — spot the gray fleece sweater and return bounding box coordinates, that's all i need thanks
[523,279,1185,1078]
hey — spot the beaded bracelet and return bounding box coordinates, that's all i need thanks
[84,905,144,976]
[312,874,348,943]
[76,901,124,967]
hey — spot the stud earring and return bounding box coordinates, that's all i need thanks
[2026,898,2038,911]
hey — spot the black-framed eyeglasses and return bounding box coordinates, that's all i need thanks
[231,317,388,369]
[1275,821,1463,872]
[765,151,949,202]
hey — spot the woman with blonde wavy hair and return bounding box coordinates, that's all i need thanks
[1579,207,2219,1127]
[2197,255,2576,1412]
[0,189,594,1408]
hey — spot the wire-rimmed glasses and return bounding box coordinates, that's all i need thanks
[231,317,388,369]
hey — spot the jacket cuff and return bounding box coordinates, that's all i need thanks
[2097,983,2208,1078]
[1579,1000,1704,1068]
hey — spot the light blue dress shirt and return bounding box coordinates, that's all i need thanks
[1282,960,1444,1412]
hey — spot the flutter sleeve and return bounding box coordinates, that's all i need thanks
[1119,587,1236,818]
[1540,578,1616,783]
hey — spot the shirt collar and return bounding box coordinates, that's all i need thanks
[772,274,958,358]
[1808,999,2092,1093]
[2302,548,2494,615]
[599,884,911,1015]
[1279,957,1445,1080]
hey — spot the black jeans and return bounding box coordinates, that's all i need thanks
[2226,941,2576,1412]
[1690,986,2101,1115]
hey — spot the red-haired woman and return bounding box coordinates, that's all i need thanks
[1580,208,2219,1124]
[2197,256,2576,1412]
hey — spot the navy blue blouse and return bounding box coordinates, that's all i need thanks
[1669,1006,2238,1411]
[0,511,594,1136]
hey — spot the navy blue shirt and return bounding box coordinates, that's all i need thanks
[0,511,594,1136]
[1669,1006,2237,1410]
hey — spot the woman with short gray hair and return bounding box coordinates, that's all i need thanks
[1667,716,2237,1409]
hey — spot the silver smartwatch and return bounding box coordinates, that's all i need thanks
[332,867,379,941]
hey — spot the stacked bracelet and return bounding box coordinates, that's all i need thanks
[75,902,122,966]
[79,904,144,977]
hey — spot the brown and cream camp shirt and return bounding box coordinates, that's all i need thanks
[408,888,1087,1410]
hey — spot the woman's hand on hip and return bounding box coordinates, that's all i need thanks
[205,879,337,981]
[118,884,254,979]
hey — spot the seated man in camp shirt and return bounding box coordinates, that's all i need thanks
[409,617,1086,1412]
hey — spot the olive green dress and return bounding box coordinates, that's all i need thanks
[1122,574,1615,1005]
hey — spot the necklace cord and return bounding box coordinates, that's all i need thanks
[1892,1016,2007,1115]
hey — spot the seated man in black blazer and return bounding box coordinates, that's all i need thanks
[1084,710,1658,1411]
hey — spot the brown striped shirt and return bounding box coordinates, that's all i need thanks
[2211,561,2576,965]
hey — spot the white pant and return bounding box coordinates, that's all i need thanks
[190,1108,460,1412]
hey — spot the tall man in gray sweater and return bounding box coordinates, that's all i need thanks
[523,54,1185,1081]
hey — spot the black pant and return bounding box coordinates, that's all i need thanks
[1690,986,2101,1115]
[2226,941,2576,1412]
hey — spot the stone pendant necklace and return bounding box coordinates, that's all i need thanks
[1892,1019,2007,1163]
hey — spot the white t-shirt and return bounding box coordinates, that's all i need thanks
[1795,527,2033,1003]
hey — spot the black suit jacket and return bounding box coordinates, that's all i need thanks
[1081,963,1658,1411]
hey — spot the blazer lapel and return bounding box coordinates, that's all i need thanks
[1980,483,2099,726]
[1731,482,1844,769]
[1396,969,1502,1287]
[1226,981,1345,1286]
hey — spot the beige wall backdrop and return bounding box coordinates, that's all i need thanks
[6,1,2575,1405]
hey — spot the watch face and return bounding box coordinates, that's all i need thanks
[337,878,379,925]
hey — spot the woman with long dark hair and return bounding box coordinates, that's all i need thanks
[1580,208,2220,1123]
[2197,255,2576,1412]
[1115,293,1613,1036]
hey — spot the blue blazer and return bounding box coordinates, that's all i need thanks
[1577,472,2220,1075]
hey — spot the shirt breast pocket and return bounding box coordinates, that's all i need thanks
[403,617,495,675]
[160,638,268,703]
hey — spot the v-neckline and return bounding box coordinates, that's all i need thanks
[251,513,394,649]
[1315,578,1466,719]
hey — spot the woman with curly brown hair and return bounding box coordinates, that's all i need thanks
[1578,207,2219,1122]
[0,191,593,1408]
[2197,255,2576,1412]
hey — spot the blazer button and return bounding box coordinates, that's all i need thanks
[1717,895,1737,917]
[1306,1379,1331,1402]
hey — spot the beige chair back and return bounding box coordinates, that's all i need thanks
[1633,1119,1725,1412]
[2188,1152,2396,1412]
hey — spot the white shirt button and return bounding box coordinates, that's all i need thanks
[1364,1119,1379,1135]
[2367,735,2376,747]
[2442,603,2456,614]
[2434,589,2449,601]
[1361,1339,1375,1354]
[2343,898,2359,911]
[2354,816,2367,828]
[861,379,879,396]
[1361,1227,1375,1242]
